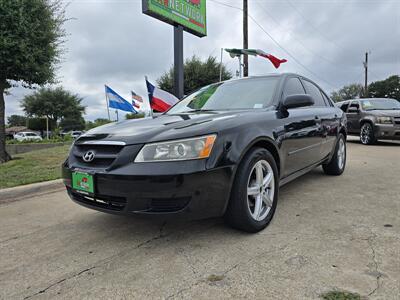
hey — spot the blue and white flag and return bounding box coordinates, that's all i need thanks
[105,85,137,113]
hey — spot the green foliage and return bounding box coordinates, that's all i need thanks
[59,116,85,131]
[126,113,145,119]
[320,290,361,300]
[6,135,72,144]
[368,75,400,100]
[7,115,27,127]
[21,86,85,125]
[157,55,232,96]
[0,0,67,163]
[0,0,66,87]
[27,117,49,131]
[330,84,364,102]
[0,145,70,188]
[85,118,112,130]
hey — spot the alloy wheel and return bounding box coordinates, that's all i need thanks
[360,124,371,144]
[337,138,346,170]
[246,160,275,221]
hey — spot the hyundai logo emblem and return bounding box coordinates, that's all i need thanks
[82,150,96,162]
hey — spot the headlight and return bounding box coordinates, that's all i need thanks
[376,117,393,124]
[134,134,217,162]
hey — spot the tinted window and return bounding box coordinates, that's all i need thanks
[348,101,360,112]
[360,99,400,110]
[167,77,279,113]
[302,80,326,107]
[339,102,349,112]
[283,77,305,98]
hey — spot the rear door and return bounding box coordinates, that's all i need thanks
[301,79,338,160]
[280,76,323,177]
[346,100,361,133]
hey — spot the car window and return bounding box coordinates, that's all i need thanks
[348,101,360,112]
[321,92,333,107]
[283,77,305,98]
[339,102,349,112]
[25,133,37,136]
[301,80,326,107]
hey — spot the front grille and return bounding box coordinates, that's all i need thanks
[72,144,124,169]
[69,188,127,211]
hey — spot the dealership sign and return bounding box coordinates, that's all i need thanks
[142,0,207,37]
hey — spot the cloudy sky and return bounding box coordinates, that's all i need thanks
[5,0,400,121]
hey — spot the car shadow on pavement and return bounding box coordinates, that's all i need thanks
[347,137,400,146]
[81,169,328,243]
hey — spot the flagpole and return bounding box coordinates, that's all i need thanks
[104,85,111,120]
[145,76,154,118]
[219,48,223,82]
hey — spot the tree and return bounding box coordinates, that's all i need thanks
[126,113,145,119]
[157,55,232,96]
[59,115,86,131]
[21,87,85,127]
[330,84,364,102]
[368,75,400,100]
[7,115,27,127]
[0,0,66,162]
[85,118,112,130]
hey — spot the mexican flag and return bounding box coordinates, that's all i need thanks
[224,48,287,69]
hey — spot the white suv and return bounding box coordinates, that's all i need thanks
[13,132,43,142]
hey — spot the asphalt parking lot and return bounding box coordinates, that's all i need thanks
[0,137,399,299]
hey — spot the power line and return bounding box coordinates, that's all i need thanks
[285,0,345,52]
[256,2,338,66]
[209,0,338,89]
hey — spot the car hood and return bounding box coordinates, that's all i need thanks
[77,110,250,145]
[366,110,400,117]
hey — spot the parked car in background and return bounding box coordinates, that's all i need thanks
[63,73,347,233]
[13,131,42,142]
[337,98,400,144]
[70,131,83,139]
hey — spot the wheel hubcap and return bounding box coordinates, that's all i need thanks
[247,160,275,221]
[337,139,345,169]
[361,124,371,144]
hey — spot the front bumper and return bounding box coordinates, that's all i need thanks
[374,124,400,140]
[62,163,234,220]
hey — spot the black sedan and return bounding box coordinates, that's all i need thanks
[62,73,347,232]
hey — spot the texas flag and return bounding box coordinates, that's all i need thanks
[146,79,179,112]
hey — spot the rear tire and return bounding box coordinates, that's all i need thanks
[224,148,279,233]
[323,134,346,176]
[360,122,376,145]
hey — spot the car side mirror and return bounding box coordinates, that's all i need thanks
[347,107,359,113]
[282,94,314,110]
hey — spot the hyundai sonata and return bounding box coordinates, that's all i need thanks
[62,73,347,232]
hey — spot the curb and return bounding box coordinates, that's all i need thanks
[0,179,65,204]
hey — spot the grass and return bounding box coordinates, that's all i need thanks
[0,145,70,189]
[321,291,362,300]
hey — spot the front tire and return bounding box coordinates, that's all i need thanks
[323,134,346,176]
[360,122,376,145]
[224,148,279,233]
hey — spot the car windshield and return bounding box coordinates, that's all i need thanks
[166,77,279,114]
[361,99,400,110]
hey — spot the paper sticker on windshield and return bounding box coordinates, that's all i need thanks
[254,104,263,109]
[363,100,372,107]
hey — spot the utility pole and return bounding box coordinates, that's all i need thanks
[363,52,368,97]
[243,0,248,77]
[174,25,184,99]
